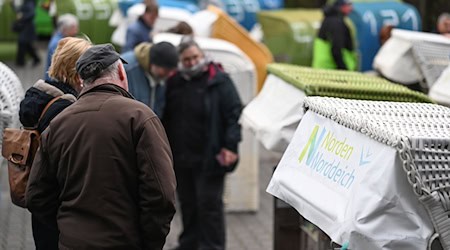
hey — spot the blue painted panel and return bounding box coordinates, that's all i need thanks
[349,2,421,71]
[118,0,199,17]
[159,0,199,13]
[222,0,261,30]
[258,0,283,10]
[117,0,277,30]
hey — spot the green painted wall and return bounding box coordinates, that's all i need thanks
[0,3,18,41]
[57,0,117,44]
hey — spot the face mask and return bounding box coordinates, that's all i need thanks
[179,58,208,79]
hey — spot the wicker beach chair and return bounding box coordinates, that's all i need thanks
[241,63,433,153]
[301,96,450,249]
[373,29,450,87]
[0,62,23,134]
[0,62,24,160]
[412,41,450,90]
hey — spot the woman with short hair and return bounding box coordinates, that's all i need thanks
[19,36,92,250]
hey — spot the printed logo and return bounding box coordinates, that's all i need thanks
[297,125,357,189]
[359,146,372,166]
[298,125,326,165]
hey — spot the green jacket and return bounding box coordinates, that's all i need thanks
[312,5,357,70]
[312,37,357,71]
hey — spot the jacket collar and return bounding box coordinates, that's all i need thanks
[207,62,226,85]
[46,79,78,97]
[138,16,152,29]
[172,62,226,87]
[79,83,134,99]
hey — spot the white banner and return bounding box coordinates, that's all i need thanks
[267,111,433,250]
[240,74,305,153]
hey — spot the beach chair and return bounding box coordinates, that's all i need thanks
[207,5,273,92]
[0,62,24,150]
[241,63,432,153]
[429,65,450,107]
[268,96,450,249]
[373,29,450,87]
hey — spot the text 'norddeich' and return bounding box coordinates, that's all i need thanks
[298,125,356,189]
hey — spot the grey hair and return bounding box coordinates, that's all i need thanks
[57,14,79,33]
[82,60,121,86]
[178,36,203,55]
[438,13,450,24]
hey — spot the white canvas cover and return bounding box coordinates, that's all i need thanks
[373,29,450,85]
[267,96,450,249]
[240,74,305,153]
[154,33,260,211]
[187,9,218,37]
[429,64,450,106]
[267,110,433,249]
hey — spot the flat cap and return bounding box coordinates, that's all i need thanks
[76,44,127,80]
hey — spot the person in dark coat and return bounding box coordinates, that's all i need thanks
[312,0,356,70]
[26,44,177,250]
[122,1,159,53]
[13,0,41,67]
[162,37,242,250]
[19,37,92,250]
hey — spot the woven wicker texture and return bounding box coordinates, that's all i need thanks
[267,63,433,103]
[412,41,450,89]
[0,62,24,147]
[303,96,450,249]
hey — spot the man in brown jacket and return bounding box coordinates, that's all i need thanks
[26,44,177,250]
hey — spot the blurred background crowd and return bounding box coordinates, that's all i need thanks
[0,0,449,72]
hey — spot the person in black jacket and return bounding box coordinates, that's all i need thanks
[314,0,355,70]
[162,37,242,250]
[19,37,92,250]
[12,0,41,67]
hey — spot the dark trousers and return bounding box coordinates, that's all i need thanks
[16,42,40,66]
[175,167,225,250]
[31,215,59,250]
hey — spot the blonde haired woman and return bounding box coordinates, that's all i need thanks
[18,36,91,250]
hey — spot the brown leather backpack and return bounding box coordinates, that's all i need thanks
[2,96,61,208]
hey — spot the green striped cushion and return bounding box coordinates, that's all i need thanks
[267,63,433,103]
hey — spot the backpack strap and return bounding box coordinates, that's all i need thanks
[38,96,62,122]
